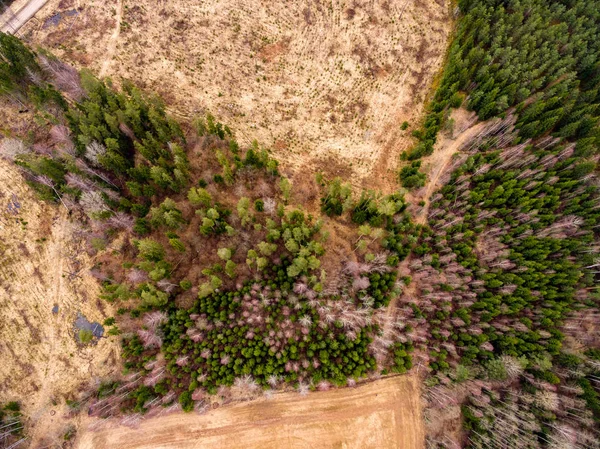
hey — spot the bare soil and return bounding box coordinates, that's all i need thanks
[0,158,120,447]
[77,374,424,449]
[22,0,452,193]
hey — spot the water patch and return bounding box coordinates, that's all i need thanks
[6,194,20,215]
[43,9,79,28]
[74,312,104,338]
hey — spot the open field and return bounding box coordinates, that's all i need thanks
[22,0,452,192]
[77,374,424,449]
[0,158,120,446]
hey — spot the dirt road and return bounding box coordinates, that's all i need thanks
[77,374,424,449]
[0,0,48,33]
[98,0,123,78]
[414,112,485,225]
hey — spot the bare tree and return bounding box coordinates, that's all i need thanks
[0,138,28,161]
[85,141,107,166]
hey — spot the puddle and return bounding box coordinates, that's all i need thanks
[43,9,79,28]
[74,312,104,339]
[6,194,20,215]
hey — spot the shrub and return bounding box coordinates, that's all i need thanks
[78,329,94,344]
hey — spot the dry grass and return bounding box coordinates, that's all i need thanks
[22,0,452,193]
[0,158,120,446]
[3,1,457,445]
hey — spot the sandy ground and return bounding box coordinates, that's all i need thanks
[21,0,452,192]
[77,374,423,449]
[0,159,120,446]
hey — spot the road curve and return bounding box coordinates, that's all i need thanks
[1,0,49,34]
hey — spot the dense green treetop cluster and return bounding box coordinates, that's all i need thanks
[400,0,600,187]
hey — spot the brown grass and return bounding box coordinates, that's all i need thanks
[22,0,452,194]
[0,158,120,446]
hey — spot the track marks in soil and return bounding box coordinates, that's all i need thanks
[99,0,123,78]
[0,159,119,446]
[415,120,488,225]
[77,374,423,449]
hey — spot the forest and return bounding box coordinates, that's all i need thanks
[1,0,600,447]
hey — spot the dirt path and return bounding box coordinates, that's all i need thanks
[77,374,423,449]
[0,159,119,446]
[98,0,123,78]
[382,111,484,337]
[0,0,49,33]
[414,120,487,225]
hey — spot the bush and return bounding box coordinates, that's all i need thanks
[178,391,194,412]
[78,329,94,344]
[399,161,426,189]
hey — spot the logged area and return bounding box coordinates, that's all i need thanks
[23,0,451,190]
[77,375,423,449]
[2,0,600,448]
[0,159,120,445]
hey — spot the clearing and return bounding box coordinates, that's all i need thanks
[22,0,452,192]
[1,0,456,444]
[77,374,424,449]
[0,158,120,447]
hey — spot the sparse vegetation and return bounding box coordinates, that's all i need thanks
[1,0,600,446]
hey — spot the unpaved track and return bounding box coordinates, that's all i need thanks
[0,0,48,33]
[415,120,487,225]
[382,112,484,337]
[98,0,123,78]
[77,375,423,449]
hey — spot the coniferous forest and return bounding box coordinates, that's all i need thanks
[1,0,600,447]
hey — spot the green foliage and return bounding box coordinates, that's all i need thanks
[187,187,212,208]
[579,378,600,422]
[279,178,292,203]
[0,32,40,96]
[169,237,186,252]
[140,283,169,307]
[178,391,194,412]
[225,259,237,278]
[485,358,507,381]
[197,204,231,236]
[217,247,233,261]
[78,329,94,344]
[390,342,413,374]
[136,239,165,261]
[159,263,376,394]
[194,113,231,139]
[399,161,426,189]
[150,198,186,229]
[320,177,352,216]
